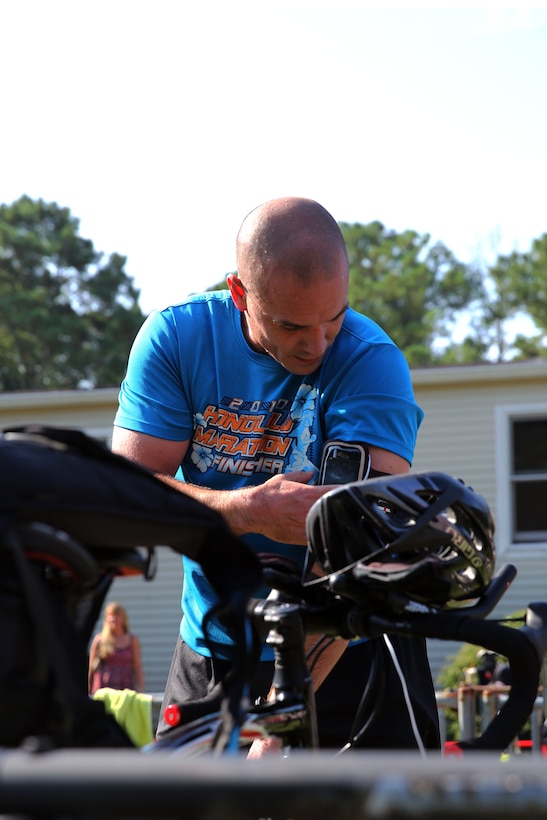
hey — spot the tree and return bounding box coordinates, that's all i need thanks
[521,235,547,334]
[448,233,547,362]
[341,221,482,367]
[0,196,145,390]
[492,236,547,359]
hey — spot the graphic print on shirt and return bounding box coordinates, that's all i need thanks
[190,383,319,478]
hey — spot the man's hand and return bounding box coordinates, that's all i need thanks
[112,428,337,544]
[246,735,281,759]
[236,470,336,544]
[175,470,339,545]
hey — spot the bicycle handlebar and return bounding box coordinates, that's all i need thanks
[343,602,545,751]
[457,604,545,750]
[160,563,547,754]
[262,562,547,752]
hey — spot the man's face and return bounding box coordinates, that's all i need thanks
[236,268,349,375]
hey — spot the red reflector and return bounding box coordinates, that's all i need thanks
[164,704,181,727]
[444,741,464,757]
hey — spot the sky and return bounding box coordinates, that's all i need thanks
[1,3,546,315]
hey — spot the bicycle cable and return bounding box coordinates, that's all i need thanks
[383,633,426,757]
[305,634,335,672]
[305,634,387,754]
[335,639,384,754]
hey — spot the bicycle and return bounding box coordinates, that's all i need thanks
[1,425,546,762]
[149,560,547,758]
[150,470,547,759]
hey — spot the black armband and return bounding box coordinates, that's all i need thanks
[368,468,390,478]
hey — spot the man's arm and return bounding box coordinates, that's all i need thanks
[112,426,410,550]
[112,427,344,546]
[367,444,410,476]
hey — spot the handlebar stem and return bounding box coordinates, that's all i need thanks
[253,597,319,748]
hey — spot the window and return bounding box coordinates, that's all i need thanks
[511,416,547,543]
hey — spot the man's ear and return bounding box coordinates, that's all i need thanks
[226,274,247,311]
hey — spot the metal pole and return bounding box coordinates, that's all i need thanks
[457,685,476,741]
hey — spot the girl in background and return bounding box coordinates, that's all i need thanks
[88,602,144,694]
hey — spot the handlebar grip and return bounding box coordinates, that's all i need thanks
[456,614,542,751]
[355,606,543,752]
[464,564,517,620]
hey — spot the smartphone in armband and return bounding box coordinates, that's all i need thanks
[318,441,371,485]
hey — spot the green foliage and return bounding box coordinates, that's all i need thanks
[340,220,547,364]
[492,235,547,358]
[434,336,490,365]
[437,643,485,691]
[488,236,547,334]
[437,610,525,691]
[0,196,145,390]
[341,221,483,367]
[436,642,484,741]
[512,333,547,360]
[523,234,547,332]
[436,611,525,741]
[452,236,547,361]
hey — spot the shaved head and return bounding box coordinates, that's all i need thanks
[226,197,350,374]
[235,197,349,296]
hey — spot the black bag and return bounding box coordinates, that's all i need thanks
[0,424,261,749]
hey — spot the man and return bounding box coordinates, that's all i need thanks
[112,196,440,750]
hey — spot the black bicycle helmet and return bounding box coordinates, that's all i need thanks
[306,471,496,608]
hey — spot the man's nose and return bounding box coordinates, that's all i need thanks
[304,325,329,355]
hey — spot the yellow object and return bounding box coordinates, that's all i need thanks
[93,687,153,747]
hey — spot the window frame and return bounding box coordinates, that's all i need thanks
[495,402,547,556]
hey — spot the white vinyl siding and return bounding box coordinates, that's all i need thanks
[412,384,496,513]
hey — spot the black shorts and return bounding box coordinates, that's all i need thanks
[155,638,274,740]
[156,635,440,750]
[313,635,440,750]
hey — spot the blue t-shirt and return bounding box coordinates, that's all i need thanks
[115,291,424,659]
